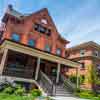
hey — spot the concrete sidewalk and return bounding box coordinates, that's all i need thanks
[51,96,89,100]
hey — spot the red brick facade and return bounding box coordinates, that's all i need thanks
[1,6,69,58]
[67,41,100,89]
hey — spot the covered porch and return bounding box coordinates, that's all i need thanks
[0,40,81,94]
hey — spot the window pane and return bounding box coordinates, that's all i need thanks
[28,39,35,47]
[80,50,85,56]
[94,50,98,57]
[45,45,51,52]
[11,33,20,42]
[56,48,61,55]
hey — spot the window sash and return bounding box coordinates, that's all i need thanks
[28,39,35,47]
[11,33,20,42]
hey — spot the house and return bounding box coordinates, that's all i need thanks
[67,41,100,91]
[0,5,81,96]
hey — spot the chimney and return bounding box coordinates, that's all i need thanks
[6,4,13,13]
[8,4,13,10]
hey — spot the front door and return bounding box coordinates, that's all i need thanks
[50,67,57,83]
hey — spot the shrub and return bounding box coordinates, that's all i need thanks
[14,85,25,96]
[3,86,14,94]
[69,75,84,85]
[69,75,77,83]
[31,89,42,97]
[75,89,96,99]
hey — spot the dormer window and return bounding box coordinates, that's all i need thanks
[80,49,85,56]
[41,19,47,24]
[94,50,99,57]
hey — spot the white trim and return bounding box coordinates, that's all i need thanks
[1,40,80,68]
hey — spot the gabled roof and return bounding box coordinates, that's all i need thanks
[2,5,68,43]
[5,5,24,19]
[69,41,100,51]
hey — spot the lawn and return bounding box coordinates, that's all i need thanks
[0,93,35,100]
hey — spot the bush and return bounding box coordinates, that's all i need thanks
[3,86,14,94]
[31,89,42,97]
[14,85,25,96]
[69,75,77,83]
[75,89,96,99]
[69,75,84,85]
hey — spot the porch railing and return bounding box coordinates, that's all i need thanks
[60,74,76,92]
[38,70,55,96]
[3,67,34,78]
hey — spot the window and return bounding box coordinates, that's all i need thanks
[56,48,62,55]
[45,44,51,52]
[11,33,20,42]
[47,29,51,36]
[81,62,85,69]
[94,50,99,57]
[34,23,51,36]
[39,26,47,33]
[80,49,85,56]
[28,39,35,47]
[41,19,47,24]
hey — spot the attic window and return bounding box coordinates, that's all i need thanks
[94,50,99,57]
[41,19,47,24]
[80,49,85,56]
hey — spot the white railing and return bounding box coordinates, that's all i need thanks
[38,71,55,95]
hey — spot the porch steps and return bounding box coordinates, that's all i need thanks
[55,84,73,97]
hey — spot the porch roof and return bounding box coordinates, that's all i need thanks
[0,40,81,68]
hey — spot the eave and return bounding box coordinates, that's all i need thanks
[0,39,81,68]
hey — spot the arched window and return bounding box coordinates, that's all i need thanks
[28,39,35,47]
[11,33,20,42]
[45,44,51,52]
[56,48,62,55]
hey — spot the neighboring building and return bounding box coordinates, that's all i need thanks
[67,41,100,90]
[0,5,80,96]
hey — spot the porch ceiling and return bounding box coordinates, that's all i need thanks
[0,40,81,68]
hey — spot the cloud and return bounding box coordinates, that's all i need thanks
[54,0,100,47]
[0,0,100,47]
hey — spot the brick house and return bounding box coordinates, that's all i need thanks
[0,5,81,96]
[67,41,100,90]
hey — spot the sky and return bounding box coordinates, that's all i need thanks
[0,0,100,47]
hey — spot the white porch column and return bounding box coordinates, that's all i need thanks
[76,67,80,88]
[0,49,8,75]
[35,57,41,80]
[56,63,61,83]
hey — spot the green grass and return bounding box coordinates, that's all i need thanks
[74,89,100,100]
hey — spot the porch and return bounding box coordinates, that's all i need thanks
[0,40,81,95]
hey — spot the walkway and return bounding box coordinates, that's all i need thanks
[51,96,89,100]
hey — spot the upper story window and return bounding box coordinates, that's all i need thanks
[34,23,51,36]
[28,39,35,47]
[45,44,51,52]
[11,33,20,42]
[81,62,85,69]
[56,48,62,56]
[80,49,85,56]
[94,50,99,57]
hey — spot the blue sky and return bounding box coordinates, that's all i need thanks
[0,0,100,47]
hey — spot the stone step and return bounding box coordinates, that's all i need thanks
[56,93,71,96]
[56,91,71,94]
[55,85,73,97]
